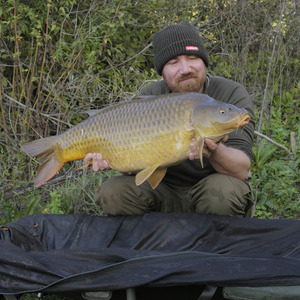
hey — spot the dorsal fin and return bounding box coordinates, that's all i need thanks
[84,109,102,117]
[132,95,157,101]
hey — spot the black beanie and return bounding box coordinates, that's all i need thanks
[153,23,209,75]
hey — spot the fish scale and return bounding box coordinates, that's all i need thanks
[21,92,250,188]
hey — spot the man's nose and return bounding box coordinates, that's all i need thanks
[179,60,191,74]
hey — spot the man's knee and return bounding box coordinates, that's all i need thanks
[191,174,253,217]
[94,176,121,214]
[94,175,154,215]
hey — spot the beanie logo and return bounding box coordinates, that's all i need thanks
[186,46,199,51]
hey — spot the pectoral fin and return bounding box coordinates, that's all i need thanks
[199,137,205,168]
[135,165,167,189]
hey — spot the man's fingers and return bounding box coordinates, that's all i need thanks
[83,153,110,172]
[83,152,93,165]
[221,135,229,142]
[189,138,200,160]
[204,138,215,147]
[190,138,197,152]
[92,153,103,162]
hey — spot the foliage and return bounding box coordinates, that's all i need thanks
[251,138,300,219]
[0,0,299,224]
[0,190,41,223]
[19,293,68,300]
[0,167,118,224]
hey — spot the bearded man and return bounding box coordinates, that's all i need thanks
[84,23,255,217]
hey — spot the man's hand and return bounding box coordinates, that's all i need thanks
[83,153,111,172]
[188,135,250,181]
[189,136,228,160]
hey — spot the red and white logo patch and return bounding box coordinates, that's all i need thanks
[186,46,199,51]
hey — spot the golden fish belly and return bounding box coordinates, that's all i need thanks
[56,135,105,162]
[106,129,195,172]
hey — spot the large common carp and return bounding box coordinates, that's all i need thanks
[21,93,250,189]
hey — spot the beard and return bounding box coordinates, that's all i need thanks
[177,76,205,93]
[166,70,207,93]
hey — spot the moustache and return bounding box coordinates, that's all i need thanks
[176,74,197,82]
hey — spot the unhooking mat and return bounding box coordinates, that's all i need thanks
[0,212,300,294]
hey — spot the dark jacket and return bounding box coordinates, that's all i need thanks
[139,75,255,186]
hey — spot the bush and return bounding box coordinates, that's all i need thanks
[0,0,299,223]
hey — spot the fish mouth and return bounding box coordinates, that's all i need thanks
[237,113,251,132]
[240,113,251,127]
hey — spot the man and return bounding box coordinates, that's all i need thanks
[84,23,255,217]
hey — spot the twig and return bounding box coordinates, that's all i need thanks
[34,0,51,110]
[3,93,72,127]
[254,130,293,157]
[99,43,153,75]
[256,1,286,139]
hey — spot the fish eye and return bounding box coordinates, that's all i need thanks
[219,108,227,115]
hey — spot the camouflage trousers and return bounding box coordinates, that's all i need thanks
[94,173,255,218]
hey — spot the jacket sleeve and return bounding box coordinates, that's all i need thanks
[139,80,170,95]
[214,82,255,160]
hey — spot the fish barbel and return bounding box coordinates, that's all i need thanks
[21,93,250,188]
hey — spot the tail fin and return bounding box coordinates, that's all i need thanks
[21,137,64,187]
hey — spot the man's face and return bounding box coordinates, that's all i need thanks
[162,55,207,93]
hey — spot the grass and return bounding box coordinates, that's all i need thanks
[0,158,123,225]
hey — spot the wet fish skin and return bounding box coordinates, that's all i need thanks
[21,93,250,188]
